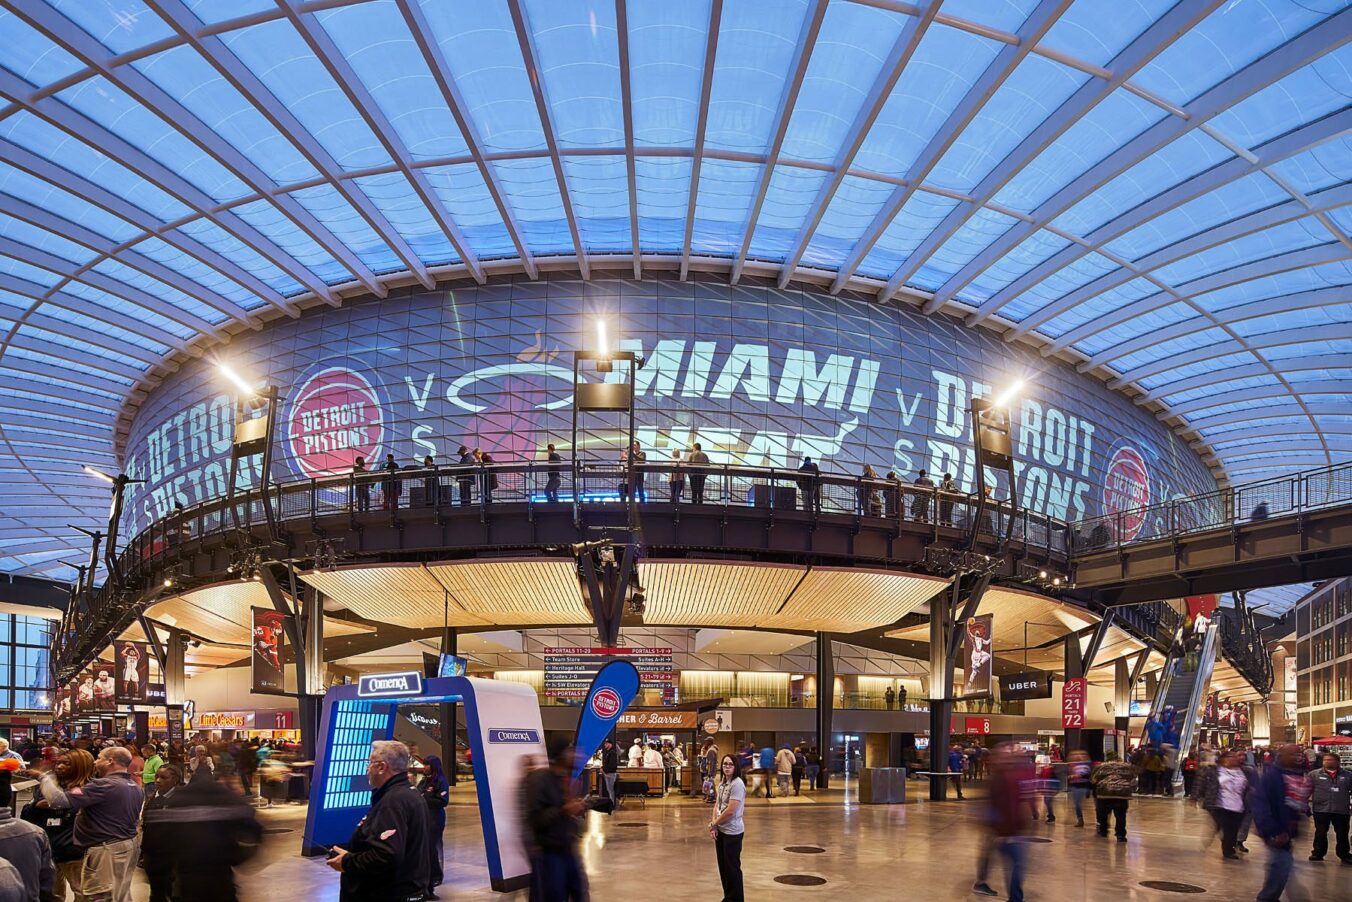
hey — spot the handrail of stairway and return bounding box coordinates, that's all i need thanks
[1068,460,1352,555]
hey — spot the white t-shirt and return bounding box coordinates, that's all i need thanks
[1217,767,1246,812]
[643,749,663,768]
[628,744,643,767]
[716,778,746,835]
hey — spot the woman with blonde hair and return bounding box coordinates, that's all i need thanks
[21,747,95,900]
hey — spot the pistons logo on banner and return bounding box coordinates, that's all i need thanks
[572,661,641,779]
[286,364,385,478]
[1101,444,1151,541]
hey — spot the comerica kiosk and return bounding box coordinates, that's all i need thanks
[302,673,546,892]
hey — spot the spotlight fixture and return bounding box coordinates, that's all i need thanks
[218,362,258,397]
[82,465,115,484]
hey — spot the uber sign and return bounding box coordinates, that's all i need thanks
[999,670,1054,700]
[357,671,423,698]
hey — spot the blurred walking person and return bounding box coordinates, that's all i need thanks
[146,763,261,902]
[20,747,92,901]
[522,736,587,901]
[1194,749,1256,859]
[1067,750,1092,828]
[38,746,144,902]
[1090,753,1137,842]
[1253,743,1312,901]
[0,764,54,902]
[709,754,746,902]
[418,755,450,900]
[140,764,182,902]
[972,742,1030,900]
[1306,750,1351,863]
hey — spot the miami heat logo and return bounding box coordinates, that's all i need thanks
[1102,445,1151,541]
[286,365,385,477]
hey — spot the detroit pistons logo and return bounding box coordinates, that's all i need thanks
[1102,445,1151,541]
[286,365,385,478]
[591,687,622,720]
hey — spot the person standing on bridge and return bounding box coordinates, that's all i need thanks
[687,443,710,504]
[352,457,371,512]
[798,456,821,514]
[456,446,475,506]
[544,443,563,503]
[421,454,439,507]
[669,449,685,504]
[912,470,934,522]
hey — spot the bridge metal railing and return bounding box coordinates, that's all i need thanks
[1067,461,1352,554]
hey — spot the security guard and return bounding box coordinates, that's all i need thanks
[327,740,430,901]
[1308,750,1352,863]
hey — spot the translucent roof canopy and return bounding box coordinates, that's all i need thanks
[0,0,1348,600]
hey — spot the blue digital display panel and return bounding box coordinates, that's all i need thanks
[320,700,391,811]
[121,275,1215,539]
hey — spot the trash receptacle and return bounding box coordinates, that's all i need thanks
[859,767,907,804]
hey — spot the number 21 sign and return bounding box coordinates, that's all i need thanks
[1062,677,1087,730]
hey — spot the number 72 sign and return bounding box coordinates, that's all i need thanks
[1062,677,1087,730]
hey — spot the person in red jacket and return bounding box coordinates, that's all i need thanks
[973,743,1031,900]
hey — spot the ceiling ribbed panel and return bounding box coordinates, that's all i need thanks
[303,564,490,628]
[425,560,590,625]
[773,567,946,632]
[642,560,804,628]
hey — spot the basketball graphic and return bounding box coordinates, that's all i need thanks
[286,365,385,478]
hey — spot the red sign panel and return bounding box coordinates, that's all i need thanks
[965,717,992,735]
[1062,677,1087,730]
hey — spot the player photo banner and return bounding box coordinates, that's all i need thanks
[961,614,994,698]
[92,663,117,711]
[115,641,150,704]
[75,669,95,713]
[251,607,288,695]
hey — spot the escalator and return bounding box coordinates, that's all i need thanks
[1143,618,1220,790]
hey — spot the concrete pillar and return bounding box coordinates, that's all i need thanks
[298,589,326,762]
[1251,698,1271,744]
[816,633,834,789]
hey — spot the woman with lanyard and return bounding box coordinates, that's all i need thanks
[418,754,451,900]
[709,754,746,902]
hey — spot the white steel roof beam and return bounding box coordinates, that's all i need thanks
[0,73,329,308]
[1136,355,1352,405]
[728,0,828,285]
[983,111,1352,330]
[0,271,194,354]
[0,139,294,312]
[679,0,725,282]
[1,3,370,302]
[615,0,640,279]
[0,355,131,398]
[1164,381,1346,419]
[277,1,485,286]
[828,0,1070,294]
[1044,243,1349,356]
[1109,323,1349,388]
[775,2,940,288]
[1083,285,1346,372]
[144,0,431,288]
[506,0,591,280]
[1009,179,1352,340]
[874,0,1223,306]
[394,0,536,279]
[923,10,1351,310]
[0,192,263,333]
[1179,400,1349,431]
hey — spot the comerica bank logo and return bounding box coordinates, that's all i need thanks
[287,365,385,478]
[357,671,422,698]
[488,729,541,744]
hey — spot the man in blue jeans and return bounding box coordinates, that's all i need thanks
[1252,743,1312,902]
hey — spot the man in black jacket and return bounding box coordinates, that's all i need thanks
[456,446,475,505]
[523,736,587,901]
[143,768,261,902]
[327,740,430,902]
[687,443,710,505]
[1308,751,1352,862]
[600,739,619,803]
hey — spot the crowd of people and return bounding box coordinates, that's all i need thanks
[0,732,324,901]
[315,444,1016,527]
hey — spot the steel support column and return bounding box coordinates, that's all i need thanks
[816,632,834,790]
[163,626,186,708]
[440,626,458,787]
[1064,631,1086,752]
[298,587,326,762]
[929,573,991,800]
[1113,657,1132,735]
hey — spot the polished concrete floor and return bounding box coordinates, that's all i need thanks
[113,781,1348,900]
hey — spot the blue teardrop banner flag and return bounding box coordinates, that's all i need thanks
[572,659,641,778]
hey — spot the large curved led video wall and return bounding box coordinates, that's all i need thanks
[122,276,1215,537]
